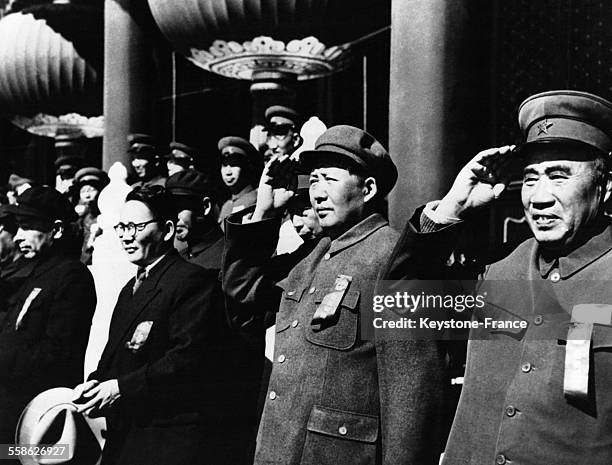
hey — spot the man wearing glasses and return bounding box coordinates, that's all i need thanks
[0,186,96,461]
[73,186,224,465]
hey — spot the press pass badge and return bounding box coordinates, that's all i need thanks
[564,304,612,399]
[311,275,352,325]
[15,287,42,330]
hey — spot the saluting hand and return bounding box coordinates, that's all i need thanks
[435,145,516,220]
[252,154,299,221]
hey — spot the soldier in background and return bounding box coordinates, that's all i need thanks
[74,167,109,264]
[128,133,167,188]
[218,136,262,226]
[166,141,196,177]
[263,105,303,162]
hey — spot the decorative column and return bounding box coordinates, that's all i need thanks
[102,0,154,169]
[388,0,470,228]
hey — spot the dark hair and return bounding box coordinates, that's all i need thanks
[126,185,175,223]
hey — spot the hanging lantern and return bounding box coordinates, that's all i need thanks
[0,1,103,137]
[147,0,389,81]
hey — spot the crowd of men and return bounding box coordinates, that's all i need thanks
[0,90,611,465]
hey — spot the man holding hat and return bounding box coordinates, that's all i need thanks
[223,125,449,465]
[263,105,303,162]
[73,185,233,465]
[0,186,96,452]
[166,141,196,177]
[127,133,167,188]
[387,90,612,465]
[218,136,262,226]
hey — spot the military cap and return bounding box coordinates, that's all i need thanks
[54,154,83,169]
[167,141,196,161]
[300,125,398,196]
[6,186,76,222]
[75,167,109,188]
[127,133,159,160]
[218,136,260,163]
[166,169,213,197]
[518,90,612,155]
[265,105,302,128]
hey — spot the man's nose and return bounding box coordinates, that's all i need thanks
[528,178,555,209]
[14,228,24,242]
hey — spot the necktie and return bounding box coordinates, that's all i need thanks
[132,266,147,295]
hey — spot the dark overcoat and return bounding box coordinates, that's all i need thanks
[0,250,96,445]
[90,250,228,465]
[223,212,449,465]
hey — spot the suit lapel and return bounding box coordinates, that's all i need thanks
[102,251,179,358]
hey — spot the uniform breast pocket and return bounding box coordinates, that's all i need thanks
[305,289,360,350]
[300,405,378,465]
[275,285,306,334]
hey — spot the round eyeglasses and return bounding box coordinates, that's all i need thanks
[113,219,158,237]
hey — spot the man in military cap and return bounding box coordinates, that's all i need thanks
[218,136,262,226]
[166,169,223,269]
[0,186,96,456]
[223,125,449,465]
[387,90,612,465]
[263,105,303,162]
[127,133,167,188]
[166,141,197,177]
[74,167,109,264]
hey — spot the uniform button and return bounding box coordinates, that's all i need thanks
[550,271,561,282]
[521,362,532,373]
[269,391,277,400]
[534,315,543,325]
[505,405,516,417]
[291,320,299,328]
[495,454,506,465]
[309,286,316,294]
[287,290,295,296]
[324,253,331,260]
[338,425,348,436]
[277,354,286,363]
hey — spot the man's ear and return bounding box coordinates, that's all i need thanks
[292,133,303,150]
[363,177,378,204]
[162,220,175,242]
[202,196,212,216]
[52,220,64,240]
[602,170,612,204]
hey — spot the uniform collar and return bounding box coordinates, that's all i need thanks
[327,213,389,256]
[231,185,256,202]
[537,220,612,278]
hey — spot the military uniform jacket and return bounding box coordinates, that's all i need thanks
[0,250,96,442]
[89,250,222,465]
[219,186,258,226]
[441,222,612,465]
[223,213,449,465]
